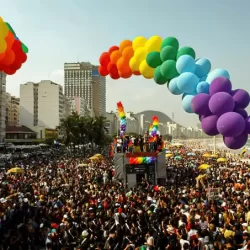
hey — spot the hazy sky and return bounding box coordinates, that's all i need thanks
[1,0,250,127]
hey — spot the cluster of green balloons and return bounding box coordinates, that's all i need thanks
[145,37,196,85]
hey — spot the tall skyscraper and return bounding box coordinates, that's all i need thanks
[64,62,106,117]
[0,72,6,142]
[5,93,20,126]
[20,80,69,129]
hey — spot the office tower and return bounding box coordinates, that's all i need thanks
[0,72,6,142]
[64,62,106,116]
[20,80,69,129]
[5,93,20,126]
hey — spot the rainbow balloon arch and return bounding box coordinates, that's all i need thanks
[99,36,250,150]
[0,17,28,75]
[117,102,126,137]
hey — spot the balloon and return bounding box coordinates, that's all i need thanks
[160,60,178,80]
[146,52,162,68]
[22,43,29,53]
[110,50,121,64]
[99,52,110,67]
[5,31,15,49]
[3,67,16,75]
[134,47,147,62]
[182,94,195,113]
[177,47,195,59]
[209,77,232,95]
[176,55,196,74]
[110,72,120,79]
[223,131,248,150]
[5,22,16,36]
[199,114,208,122]
[235,108,248,119]
[161,37,179,51]
[0,53,4,61]
[231,89,250,109]
[98,65,109,76]
[177,72,199,94]
[0,49,15,66]
[195,58,211,75]
[206,68,230,84]
[119,71,132,78]
[119,40,132,53]
[154,66,168,85]
[117,57,131,75]
[145,36,162,52]
[217,112,245,137]
[0,39,7,54]
[209,92,235,116]
[0,21,8,38]
[191,93,211,116]
[196,81,210,94]
[108,46,119,55]
[168,77,183,95]
[195,64,207,78]
[245,116,250,134]
[132,36,147,50]
[201,115,219,136]
[129,57,140,72]
[122,46,134,60]
[107,63,118,75]
[139,60,154,79]
[160,46,177,61]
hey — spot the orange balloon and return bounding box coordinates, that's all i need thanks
[133,71,141,76]
[5,31,15,50]
[0,53,5,61]
[0,49,15,66]
[119,40,132,53]
[122,46,134,60]
[119,71,132,79]
[109,46,119,55]
[110,50,121,64]
[117,57,132,75]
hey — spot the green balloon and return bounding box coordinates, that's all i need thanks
[161,37,179,51]
[22,43,29,53]
[160,60,179,80]
[146,51,162,68]
[5,22,16,36]
[154,66,168,85]
[177,46,196,59]
[160,46,177,62]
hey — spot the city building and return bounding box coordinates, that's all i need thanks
[5,93,20,126]
[0,72,6,142]
[64,62,106,117]
[20,80,69,129]
[68,97,91,117]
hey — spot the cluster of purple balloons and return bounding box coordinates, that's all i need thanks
[191,77,250,149]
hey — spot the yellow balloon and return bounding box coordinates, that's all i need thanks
[0,17,3,22]
[139,60,155,79]
[0,39,7,54]
[134,47,147,62]
[129,57,141,72]
[145,35,163,53]
[0,22,9,39]
[132,36,147,50]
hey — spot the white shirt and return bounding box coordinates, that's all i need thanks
[180,239,190,250]
[199,220,208,230]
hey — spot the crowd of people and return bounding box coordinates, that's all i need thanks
[1,141,250,249]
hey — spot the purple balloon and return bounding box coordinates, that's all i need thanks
[231,89,250,109]
[217,112,245,137]
[201,115,219,136]
[245,116,250,134]
[235,108,248,119]
[223,131,248,150]
[209,92,235,116]
[209,77,232,96]
[191,93,211,116]
[199,114,207,122]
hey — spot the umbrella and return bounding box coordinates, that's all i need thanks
[217,158,227,163]
[89,156,99,160]
[174,156,182,161]
[199,164,211,170]
[77,163,88,167]
[166,153,173,158]
[211,154,218,158]
[165,150,171,154]
[7,167,24,174]
[187,152,195,156]
[203,153,211,158]
[94,154,103,158]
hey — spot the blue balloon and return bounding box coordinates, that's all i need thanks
[195,64,206,78]
[196,58,211,75]
[176,55,196,74]
[200,75,207,81]
[177,72,199,94]
[206,68,230,84]
[196,81,210,94]
[168,77,183,95]
[182,94,195,113]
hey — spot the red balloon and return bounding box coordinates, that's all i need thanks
[107,62,118,74]
[18,52,27,64]
[98,65,109,76]
[108,46,119,55]
[4,67,16,75]
[0,50,15,66]
[99,52,110,67]
[110,72,120,80]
